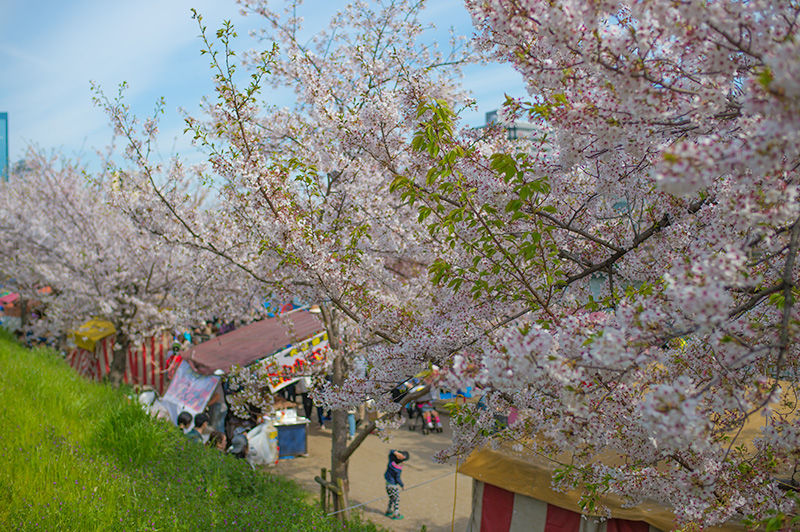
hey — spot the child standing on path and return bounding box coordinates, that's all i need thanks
[384,449,410,520]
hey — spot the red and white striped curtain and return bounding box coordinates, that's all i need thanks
[467,481,662,532]
[123,332,171,395]
[65,336,113,381]
[66,333,172,395]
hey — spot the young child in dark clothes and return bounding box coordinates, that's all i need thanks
[384,449,410,520]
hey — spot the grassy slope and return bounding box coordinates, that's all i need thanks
[0,331,378,531]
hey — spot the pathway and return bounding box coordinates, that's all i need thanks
[272,412,473,532]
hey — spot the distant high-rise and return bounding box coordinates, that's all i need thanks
[0,113,7,181]
[483,110,540,140]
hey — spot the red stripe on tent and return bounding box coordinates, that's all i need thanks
[66,349,78,370]
[158,334,167,395]
[83,346,95,379]
[126,342,137,387]
[94,346,102,379]
[607,519,649,532]
[140,341,145,385]
[150,336,157,387]
[106,337,113,374]
[67,333,171,394]
[481,483,515,532]
[67,344,116,382]
[160,336,166,392]
[143,338,151,387]
[156,338,162,393]
[70,348,91,378]
[85,350,95,379]
[149,338,154,387]
[146,340,153,388]
[73,350,86,376]
[69,348,86,376]
[140,341,146,385]
[544,504,582,532]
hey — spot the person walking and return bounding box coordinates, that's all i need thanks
[384,449,409,520]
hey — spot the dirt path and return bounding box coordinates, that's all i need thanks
[272,412,473,532]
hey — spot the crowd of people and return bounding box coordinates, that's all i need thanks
[176,410,249,459]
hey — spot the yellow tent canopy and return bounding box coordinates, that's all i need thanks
[69,319,116,351]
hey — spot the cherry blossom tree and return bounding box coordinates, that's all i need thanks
[57,0,800,526]
[97,0,473,515]
[379,0,800,528]
[97,0,800,525]
[0,148,240,383]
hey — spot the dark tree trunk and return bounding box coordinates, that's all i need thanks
[330,352,350,519]
[321,304,350,521]
[18,298,28,331]
[109,330,130,387]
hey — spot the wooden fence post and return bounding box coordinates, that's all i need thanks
[336,478,346,522]
[320,468,327,513]
[314,469,345,520]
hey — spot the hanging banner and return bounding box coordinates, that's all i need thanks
[256,331,330,392]
[161,360,221,423]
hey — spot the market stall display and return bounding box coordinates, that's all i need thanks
[65,319,174,394]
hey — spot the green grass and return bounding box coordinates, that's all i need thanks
[0,330,382,531]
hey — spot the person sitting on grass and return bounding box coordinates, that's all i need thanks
[193,412,211,443]
[206,430,226,451]
[384,449,410,520]
[228,433,249,460]
[178,411,203,444]
[177,411,200,442]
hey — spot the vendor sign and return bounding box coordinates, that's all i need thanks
[251,331,329,392]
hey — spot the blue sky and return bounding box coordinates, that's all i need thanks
[0,0,526,169]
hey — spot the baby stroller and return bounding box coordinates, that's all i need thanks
[406,387,442,435]
[392,376,443,435]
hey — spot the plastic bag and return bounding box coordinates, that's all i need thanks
[246,422,279,467]
[138,390,157,407]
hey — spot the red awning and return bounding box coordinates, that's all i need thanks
[0,293,19,305]
[185,311,324,375]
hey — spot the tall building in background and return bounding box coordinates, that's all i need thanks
[483,110,541,140]
[0,113,7,181]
